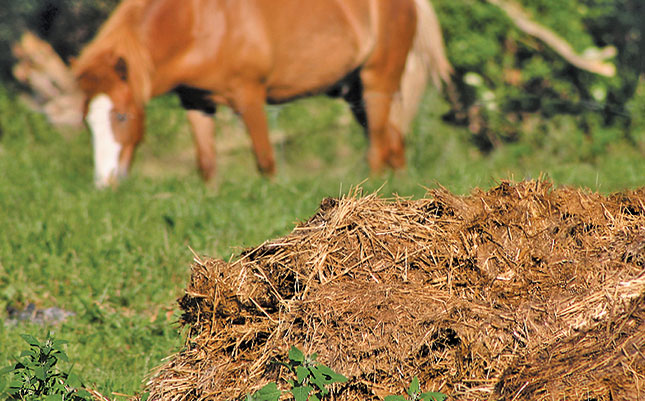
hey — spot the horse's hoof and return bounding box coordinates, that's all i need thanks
[387,151,406,170]
[258,162,276,177]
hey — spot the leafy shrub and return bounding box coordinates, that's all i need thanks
[0,333,93,401]
[247,348,447,401]
[247,346,348,401]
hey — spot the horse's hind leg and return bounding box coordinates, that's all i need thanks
[338,71,405,170]
[360,0,416,172]
[385,114,405,169]
[187,110,216,180]
[360,87,402,171]
[360,63,410,171]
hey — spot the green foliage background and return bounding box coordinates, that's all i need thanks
[0,0,643,398]
[434,0,644,149]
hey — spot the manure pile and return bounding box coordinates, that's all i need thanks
[144,181,645,401]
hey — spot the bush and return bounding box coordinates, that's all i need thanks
[0,333,93,401]
[434,0,644,149]
[247,346,348,401]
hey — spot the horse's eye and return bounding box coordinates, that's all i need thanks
[111,111,128,123]
[115,112,128,122]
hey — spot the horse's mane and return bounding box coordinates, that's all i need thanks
[73,0,155,104]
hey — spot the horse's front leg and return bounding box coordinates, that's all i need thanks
[187,110,216,181]
[231,86,276,175]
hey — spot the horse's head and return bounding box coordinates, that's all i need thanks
[76,54,144,188]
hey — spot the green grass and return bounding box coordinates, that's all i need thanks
[0,82,643,397]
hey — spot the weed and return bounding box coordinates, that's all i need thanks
[247,346,348,401]
[0,333,93,401]
[385,377,446,401]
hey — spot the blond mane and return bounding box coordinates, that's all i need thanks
[73,0,155,104]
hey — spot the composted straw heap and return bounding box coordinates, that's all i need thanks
[143,180,645,401]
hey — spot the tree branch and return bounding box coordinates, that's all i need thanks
[487,0,616,77]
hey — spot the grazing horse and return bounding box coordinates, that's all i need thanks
[74,0,451,187]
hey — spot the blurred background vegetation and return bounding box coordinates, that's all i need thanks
[435,0,644,153]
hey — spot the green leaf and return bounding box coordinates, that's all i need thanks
[290,385,313,401]
[19,349,37,359]
[51,340,68,350]
[20,334,40,347]
[44,357,58,370]
[310,366,340,387]
[407,377,420,398]
[385,396,407,401]
[140,391,150,401]
[311,379,328,394]
[309,393,320,401]
[288,346,305,363]
[273,361,294,374]
[5,385,20,396]
[65,373,82,389]
[45,394,63,401]
[76,389,93,399]
[420,392,447,401]
[51,379,67,394]
[0,365,15,375]
[56,351,69,363]
[308,371,329,395]
[34,366,47,381]
[252,382,281,401]
[295,366,309,384]
[313,364,347,383]
[8,377,23,390]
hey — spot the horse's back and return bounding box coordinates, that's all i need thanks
[265,0,416,100]
[251,0,381,100]
[110,0,419,104]
[160,0,416,101]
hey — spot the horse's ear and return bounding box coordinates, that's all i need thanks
[114,57,128,82]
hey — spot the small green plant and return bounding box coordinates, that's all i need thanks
[0,333,93,401]
[246,346,348,401]
[385,377,446,401]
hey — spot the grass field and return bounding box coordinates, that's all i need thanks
[0,81,643,398]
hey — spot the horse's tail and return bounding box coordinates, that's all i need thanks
[389,0,452,135]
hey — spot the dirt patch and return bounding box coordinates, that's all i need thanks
[143,180,645,400]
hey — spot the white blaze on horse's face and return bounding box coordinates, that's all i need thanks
[86,94,122,188]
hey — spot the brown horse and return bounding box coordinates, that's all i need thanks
[74,0,451,187]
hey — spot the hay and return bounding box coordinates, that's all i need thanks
[143,180,645,401]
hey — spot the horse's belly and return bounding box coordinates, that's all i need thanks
[265,42,364,102]
[266,67,357,103]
